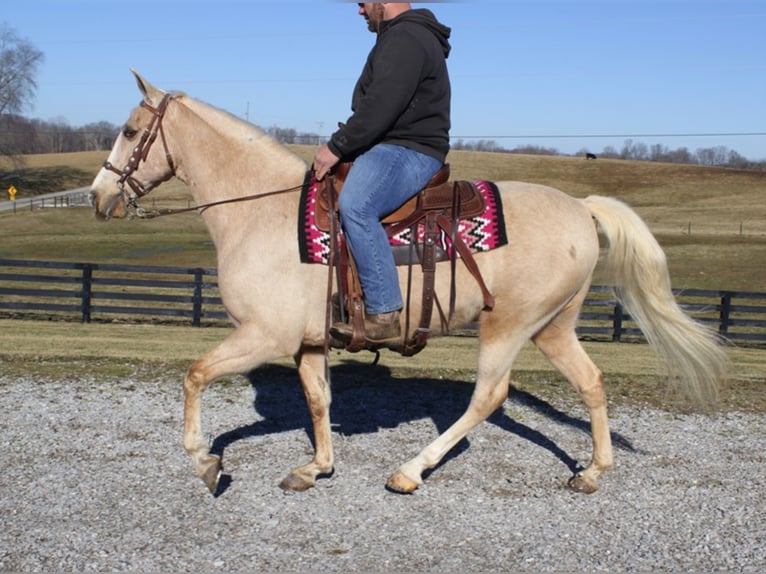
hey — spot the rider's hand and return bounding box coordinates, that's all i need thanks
[312,144,340,181]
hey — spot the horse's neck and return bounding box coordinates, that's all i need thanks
[169,98,308,251]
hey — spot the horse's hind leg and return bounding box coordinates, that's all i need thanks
[278,347,333,492]
[532,306,613,494]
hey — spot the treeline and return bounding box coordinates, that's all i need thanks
[1,114,763,171]
[451,139,765,170]
[0,116,328,156]
[0,114,118,155]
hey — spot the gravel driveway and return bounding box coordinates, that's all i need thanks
[2,363,764,571]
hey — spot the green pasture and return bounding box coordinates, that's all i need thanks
[1,319,764,413]
[1,149,764,414]
[1,148,765,290]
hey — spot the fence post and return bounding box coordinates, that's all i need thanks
[192,269,204,327]
[80,264,94,323]
[719,292,731,336]
[612,302,623,342]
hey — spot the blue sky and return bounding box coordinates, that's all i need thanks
[4,0,766,160]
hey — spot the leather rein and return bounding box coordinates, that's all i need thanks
[102,93,302,219]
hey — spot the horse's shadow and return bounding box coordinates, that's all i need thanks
[210,361,637,496]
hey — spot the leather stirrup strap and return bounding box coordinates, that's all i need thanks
[324,175,338,366]
[324,173,365,355]
[449,182,461,319]
[402,211,438,356]
[436,213,495,310]
[345,255,367,353]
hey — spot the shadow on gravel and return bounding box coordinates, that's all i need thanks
[209,362,637,496]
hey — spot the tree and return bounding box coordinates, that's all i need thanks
[600,146,619,159]
[81,121,120,151]
[0,24,44,164]
[619,138,649,161]
[726,149,749,169]
[0,23,44,116]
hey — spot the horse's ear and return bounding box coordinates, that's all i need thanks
[130,68,165,107]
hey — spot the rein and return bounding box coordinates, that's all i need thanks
[131,183,306,219]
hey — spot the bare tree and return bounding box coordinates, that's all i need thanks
[619,139,648,161]
[81,121,119,151]
[0,24,44,164]
[600,146,619,159]
[0,23,44,116]
[649,143,668,162]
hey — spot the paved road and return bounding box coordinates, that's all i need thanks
[0,186,90,213]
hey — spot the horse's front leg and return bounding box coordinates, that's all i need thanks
[387,366,513,493]
[278,347,334,491]
[387,333,520,493]
[183,324,284,493]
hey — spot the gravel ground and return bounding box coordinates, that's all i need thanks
[1,363,764,572]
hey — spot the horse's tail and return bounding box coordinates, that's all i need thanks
[583,195,728,409]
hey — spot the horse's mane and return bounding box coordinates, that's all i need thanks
[179,94,308,172]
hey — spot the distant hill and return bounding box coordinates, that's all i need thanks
[3,148,765,239]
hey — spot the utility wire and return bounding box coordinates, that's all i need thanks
[451,132,766,139]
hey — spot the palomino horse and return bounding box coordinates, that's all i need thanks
[90,70,727,495]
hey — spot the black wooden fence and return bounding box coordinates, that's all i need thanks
[0,258,227,327]
[1,258,765,345]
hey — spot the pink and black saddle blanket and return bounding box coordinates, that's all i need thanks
[298,174,508,266]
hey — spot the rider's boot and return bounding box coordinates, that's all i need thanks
[331,309,401,346]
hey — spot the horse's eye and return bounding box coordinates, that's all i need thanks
[122,126,138,139]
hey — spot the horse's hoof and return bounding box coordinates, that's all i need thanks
[386,471,420,494]
[568,473,599,494]
[279,472,314,492]
[200,457,222,493]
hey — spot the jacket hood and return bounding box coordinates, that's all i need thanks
[386,8,451,58]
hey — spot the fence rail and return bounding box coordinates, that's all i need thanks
[0,190,91,214]
[1,258,765,345]
[0,258,226,327]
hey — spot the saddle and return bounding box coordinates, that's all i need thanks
[318,162,495,356]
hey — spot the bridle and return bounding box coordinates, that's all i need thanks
[100,91,306,219]
[102,93,176,211]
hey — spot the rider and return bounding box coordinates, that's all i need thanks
[312,2,452,345]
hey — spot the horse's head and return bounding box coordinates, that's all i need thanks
[89,69,178,219]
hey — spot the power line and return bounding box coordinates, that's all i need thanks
[451,132,766,140]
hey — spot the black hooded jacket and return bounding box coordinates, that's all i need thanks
[327,8,451,163]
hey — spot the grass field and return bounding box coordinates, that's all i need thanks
[0,319,763,413]
[1,149,764,414]
[2,148,765,291]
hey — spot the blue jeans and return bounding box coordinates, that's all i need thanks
[338,143,442,315]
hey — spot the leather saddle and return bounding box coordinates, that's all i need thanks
[318,162,495,356]
[316,163,484,231]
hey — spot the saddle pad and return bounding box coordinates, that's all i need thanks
[298,175,508,266]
